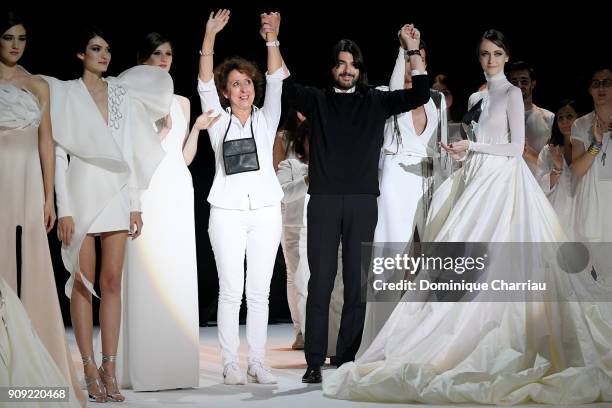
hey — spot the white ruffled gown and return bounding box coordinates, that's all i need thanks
[0,278,80,407]
[323,72,612,405]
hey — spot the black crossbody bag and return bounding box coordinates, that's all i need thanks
[222,110,260,175]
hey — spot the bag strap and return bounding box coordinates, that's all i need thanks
[223,108,255,143]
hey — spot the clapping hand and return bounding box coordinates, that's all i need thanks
[193,109,221,130]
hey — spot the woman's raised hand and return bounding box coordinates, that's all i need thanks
[206,9,230,36]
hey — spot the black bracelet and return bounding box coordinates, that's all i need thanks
[405,49,421,57]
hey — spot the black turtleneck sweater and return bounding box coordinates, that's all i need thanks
[282,75,430,195]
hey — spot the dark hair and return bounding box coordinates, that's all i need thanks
[590,65,612,80]
[331,39,369,90]
[433,73,463,122]
[213,56,264,108]
[0,11,24,35]
[583,65,612,96]
[280,109,309,162]
[75,25,108,54]
[477,29,510,58]
[550,99,579,146]
[508,60,535,80]
[137,32,172,65]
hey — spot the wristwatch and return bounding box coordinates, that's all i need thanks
[266,40,280,47]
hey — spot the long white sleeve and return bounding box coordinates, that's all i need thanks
[262,66,288,145]
[125,133,143,212]
[54,144,72,218]
[469,86,525,157]
[122,95,143,212]
[536,146,555,193]
[389,48,406,91]
[277,159,308,203]
[197,77,226,146]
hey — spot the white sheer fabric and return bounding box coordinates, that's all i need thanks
[536,146,576,239]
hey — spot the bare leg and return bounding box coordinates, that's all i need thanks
[70,235,105,402]
[99,230,128,402]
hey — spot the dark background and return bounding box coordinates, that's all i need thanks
[12,2,609,325]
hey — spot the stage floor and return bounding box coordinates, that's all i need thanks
[66,324,609,408]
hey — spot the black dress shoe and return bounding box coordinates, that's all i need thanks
[302,366,322,383]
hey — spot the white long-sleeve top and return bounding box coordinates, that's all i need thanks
[198,67,287,210]
[277,158,309,227]
[536,145,570,194]
[467,72,525,157]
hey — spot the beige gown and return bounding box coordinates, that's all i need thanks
[0,83,84,405]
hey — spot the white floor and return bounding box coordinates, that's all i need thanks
[67,324,610,408]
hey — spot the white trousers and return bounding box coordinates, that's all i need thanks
[209,205,282,366]
[281,226,305,335]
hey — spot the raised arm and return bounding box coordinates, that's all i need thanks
[401,25,425,75]
[388,25,417,91]
[198,9,230,84]
[379,25,429,116]
[259,12,287,143]
[197,10,230,144]
[260,12,282,74]
[389,46,407,92]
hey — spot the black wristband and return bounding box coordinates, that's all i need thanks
[405,49,421,57]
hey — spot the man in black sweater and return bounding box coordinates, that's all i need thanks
[279,23,430,383]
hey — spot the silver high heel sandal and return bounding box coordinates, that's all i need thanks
[98,355,125,402]
[82,356,106,403]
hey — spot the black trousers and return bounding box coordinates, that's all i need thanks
[304,194,378,367]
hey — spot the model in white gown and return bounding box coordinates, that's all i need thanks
[535,100,579,240]
[324,35,612,405]
[0,278,80,408]
[360,46,449,355]
[123,96,200,390]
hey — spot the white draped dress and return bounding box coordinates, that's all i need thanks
[44,66,173,298]
[123,96,199,391]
